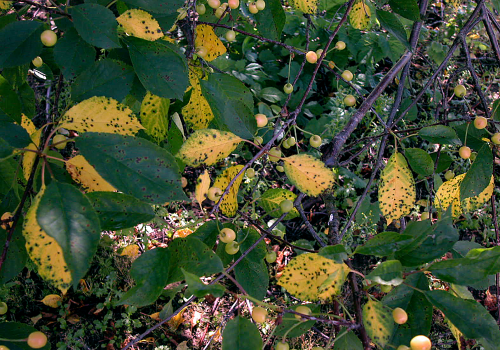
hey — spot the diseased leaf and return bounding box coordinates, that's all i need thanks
[195,169,210,208]
[355,232,414,257]
[22,128,42,181]
[117,9,164,41]
[176,129,242,166]
[66,155,117,192]
[140,91,170,143]
[362,299,394,348]
[460,144,493,202]
[288,0,319,14]
[258,188,299,220]
[349,0,372,30]
[195,24,227,62]
[41,294,62,308]
[283,154,336,197]
[120,244,140,259]
[404,148,434,177]
[213,165,244,217]
[182,66,215,130]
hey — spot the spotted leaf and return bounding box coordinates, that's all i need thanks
[117,9,164,41]
[182,66,215,129]
[66,155,117,192]
[288,0,319,14]
[0,1,12,10]
[195,169,210,209]
[283,154,335,197]
[40,294,62,308]
[362,299,394,348]
[378,152,416,223]
[140,91,170,143]
[120,244,140,259]
[176,129,242,166]
[22,128,42,180]
[213,165,244,217]
[20,114,36,137]
[258,188,299,220]
[58,96,144,135]
[194,24,227,62]
[277,253,350,301]
[349,0,372,30]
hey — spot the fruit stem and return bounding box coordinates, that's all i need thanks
[0,337,27,342]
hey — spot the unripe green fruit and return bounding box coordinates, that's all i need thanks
[196,3,206,14]
[444,170,454,180]
[380,284,392,293]
[341,70,353,81]
[305,51,318,64]
[283,83,293,94]
[252,306,267,323]
[275,341,289,350]
[207,187,223,201]
[282,139,291,149]
[265,251,277,263]
[335,41,346,50]
[208,0,221,9]
[219,228,236,243]
[53,134,68,150]
[255,0,266,10]
[276,165,284,172]
[474,116,488,130]
[470,152,477,161]
[225,241,240,255]
[397,346,410,350]
[255,113,268,127]
[492,132,500,145]
[392,307,408,325]
[295,305,311,320]
[228,0,239,9]
[410,335,432,350]
[27,331,48,349]
[40,30,57,47]
[421,211,429,220]
[454,84,466,98]
[344,94,356,107]
[316,49,323,57]
[248,2,258,13]
[310,135,322,148]
[254,136,264,145]
[459,146,471,159]
[177,8,188,20]
[246,168,256,178]
[32,56,43,67]
[280,199,294,213]
[286,137,296,147]
[268,147,281,162]
[226,30,236,42]
[0,301,7,314]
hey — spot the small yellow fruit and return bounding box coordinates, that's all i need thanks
[255,113,268,128]
[1,212,12,230]
[344,94,356,107]
[305,51,318,64]
[246,168,256,178]
[32,56,43,67]
[335,41,346,50]
[207,187,223,201]
[380,284,392,293]
[280,199,294,213]
[27,331,48,349]
[409,335,432,350]
[268,147,281,162]
[196,3,206,14]
[228,0,240,9]
[275,342,289,350]
[255,0,266,10]
[196,46,208,58]
[181,177,188,188]
[276,165,284,172]
[225,30,236,42]
[421,212,429,220]
[341,70,353,82]
[52,134,68,150]
[40,30,57,47]
[444,170,454,180]
[473,116,488,130]
[315,49,323,57]
[225,241,240,255]
[454,84,467,98]
[392,307,408,325]
[219,228,236,243]
[0,301,8,315]
[328,61,335,69]
[283,83,294,94]
[208,0,221,9]
[0,345,10,350]
[265,251,277,263]
[309,135,322,148]
[252,306,267,323]
[248,2,259,13]
[492,133,500,145]
[459,146,471,159]
[254,136,264,145]
[295,305,312,320]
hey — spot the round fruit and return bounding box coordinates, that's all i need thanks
[27,331,48,349]
[421,211,429,220]
[252,306,267,323]
[492,132,500,145]
[0,301,7,315]
[265,251,277,263]
[283,83,294,94]
[454,84,467,98]
[0,346,10,350]
[410,335,432,350]
[228,0,239,9]
[196,46,208,58]
[286,137,296,147]
[444,170,454,180]
[310,135,322,148]
[280,199,294,213]
[316,49,323,57]
[207,187,223,201]
[341,70,353,82]
[282,139,291,149]
[344,94,356,107]
[177,8,188,20]
[295,305,311,320]
[32,56,43,68]
[248,2,258,13]
[470,152,477,161]
[215,7,226,18]
[275,341,289,350]
[474,116,488,130]
[392,307,408,325]
[181,177,188,188]
[40,30,57,47]
[196,3,206,14]
[328,61,335,69]
[335,41,346,50]
[52,134,68,150]
[208,0,221,9]
[305,51,318,64]
[225,30,236,42]
[276,165,284,172]
[219,228,236,243]
[254,136,264,145]
[397,346,410,350]
[1,212,12,230]
[459,146,471,159]
[246,168,256,178]
[255,0,266,10]
[225,241,240,255]
[268,147,281,162]
[255,113,268,127]
[380,284,392,293]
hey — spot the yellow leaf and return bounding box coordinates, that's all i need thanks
[277,253,350,301]
[362,299,394,348]
[0,1,12,10]
[66,155,117,192]
[288,0,319,14]
[140,91,170,143]
[213,165,245,217]
[283,154,336,197]
[182,66,215,129]
[349,0,372,30]
[447,319,464,349]
[22,128,43,180]
[378,152,416,223]
[120,244,140,259]
[194,24,227,62]
[434,173,494,218]
[167,307,185,331]
[66,314,80,324]
[174,228,193,238]
[23,186,72,294]
[195,169,210,208]
[258,188,299,220]
[40,294,62,308]
[117,9,164,41]
[149,312,161,321]
[59,96,144,135]
[20,114,37,138]
[176,129,242,166]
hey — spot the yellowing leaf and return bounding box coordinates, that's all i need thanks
[0,1,12,10]
[378,152,416,223]
[66,155,117,192]
[167,307,185,331]
[59,96,144,135]
[117,9,164,41]
[176,129,242,166]
[349,0,372,30]
[174,228,193,238]
[23,186,72,294]
[258,188,299,220]
[149,312,161,320]
[67,314,80,324]
[434,173,494,218]
[194,24,227,62]
[283,154,335,196]
[120,244,140,259]
[22,128,42,180]
[182,66,215,129]
[362,299,394,348]
[213,165,244,217]
[20,114,37,137]
[41,294,62,308]
[195,169,210,208]
[277,253,350,301]
[140,91,170,143]
[288,0,319,14]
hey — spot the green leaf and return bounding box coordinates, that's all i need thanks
[0,157,19,195]
[200,74,257,139]
[235,259,269,301]
[76,132,187,204]
[355,232,414,257]
[376,10,410,50]
[388,0,420,21]
[54,27,96,79]
[71,59,135,102]
[17,82,35,118]
[362,299,394,348]
[0,322,50,350]
[333,330,363,350]
[318,244,348,263]
[125,37,189,100]
[0,222,27,284]
[2,64,29,90]
[454,123,487,151]
[275,304,320,337]
[86,192,155,230]
[418,125,461,145]
[0,74,22,123]
[404,148,434,177]
[259,87,285,103]
[366,260,403,286]
[429,151,452,173]
[0,122,32,149]
[190,220,221,248]
[70,3,121,49]
[37,181,101,289]
[237,228,267,262]
[254,0,286,41]
[182,268,225,298]
[258,188,299,220]
[460,144,493,202]
[222,316,263,350]
[425,290,500,347]
[491,99,500,122]
[0,21,44,68]
[122,0,184,14]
